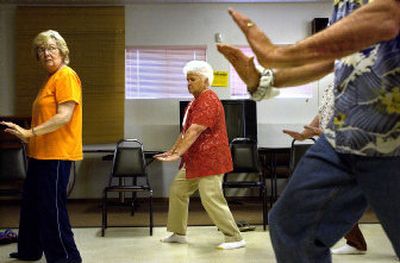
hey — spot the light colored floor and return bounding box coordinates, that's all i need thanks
[0,224,398,263]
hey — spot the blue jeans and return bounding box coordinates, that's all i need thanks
[269,136,400,263]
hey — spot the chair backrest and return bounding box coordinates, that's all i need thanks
[289,138,315,173]
[111,139,146,178]
[0,144,27,182]
[230,138,260,173]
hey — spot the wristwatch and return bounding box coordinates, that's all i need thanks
[250,66,280,101]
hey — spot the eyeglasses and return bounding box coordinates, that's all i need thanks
[37,46,59,55]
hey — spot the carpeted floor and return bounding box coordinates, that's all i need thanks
[0,197,378,229]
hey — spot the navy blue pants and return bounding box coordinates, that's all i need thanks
[17,159,81,263]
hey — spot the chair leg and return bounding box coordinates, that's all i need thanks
[102,191,107,237]
[131,191,138,216]
[270,176,275,207]
[262,186,268,230]
[131,196,135,216]
[149,193,153,236]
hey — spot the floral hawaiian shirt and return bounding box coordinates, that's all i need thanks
[324,0,400,156]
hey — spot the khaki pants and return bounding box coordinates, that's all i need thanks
[167,168,242,242]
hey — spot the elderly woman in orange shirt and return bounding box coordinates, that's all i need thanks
[155,60,245,250]
[1,30,82,263]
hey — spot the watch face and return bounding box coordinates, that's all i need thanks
[251,69,279,101]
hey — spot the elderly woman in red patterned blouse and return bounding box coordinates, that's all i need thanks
[155,60,245,250]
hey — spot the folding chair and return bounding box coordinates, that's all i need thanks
[102,139,153,236]
[223,138,268,230]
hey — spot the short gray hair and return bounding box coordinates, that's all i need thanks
[183,60,214,85]
[32,30,70,64]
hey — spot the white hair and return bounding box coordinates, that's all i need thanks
[183,60,214,85]
[33,29,70,64]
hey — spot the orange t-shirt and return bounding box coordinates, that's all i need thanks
[28,66,83,160]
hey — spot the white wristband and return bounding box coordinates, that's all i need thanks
[250,66,280,101]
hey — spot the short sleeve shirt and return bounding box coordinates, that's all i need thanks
[28,66,83,160]
[324,0,400,156]
[181,90,233,178]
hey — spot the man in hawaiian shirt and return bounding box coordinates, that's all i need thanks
[217,0,400,261]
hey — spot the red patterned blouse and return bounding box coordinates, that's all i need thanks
[181,90,233,179]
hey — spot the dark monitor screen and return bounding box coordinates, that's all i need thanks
[179,99,257,143]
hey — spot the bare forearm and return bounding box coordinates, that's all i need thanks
[32,101,75,136]
[170,135,183,152]
[174,126,205,156]
[32,113,71,136]
[274,61,334,87]
[270,0,400,67]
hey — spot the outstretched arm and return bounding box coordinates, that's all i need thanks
[274,61,334,87]
[283,115,321,141]
[228,0,400,68]
[1,101,75,142]
[217,44,334,93]
[155,124,207,162]
[153,134,183,159]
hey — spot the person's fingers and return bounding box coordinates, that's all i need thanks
[219,44,251,66]
[304,125,316,130]
[216,44,231,59]
[1,121,13,128]
[154,152,168,158]
[228,8,251,32]
[282,129,296,134]
[284,132,297,138]
[216,43,225,51]
[157,156,174,162]
[282,129,305,140]
[304,125,320,133]
[4,128,17,135]
[217,44,237,60]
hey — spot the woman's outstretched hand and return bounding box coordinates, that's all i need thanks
[227,8,277,69]
[216,43,260,93]
[1,121,31,143]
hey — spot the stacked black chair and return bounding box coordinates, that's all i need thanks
[102,139,153,236]
[0,143,27,197]
[223,138,268,230]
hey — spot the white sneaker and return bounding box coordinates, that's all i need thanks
[216,239,246,250]
[160,233,188,244]
[331,244,366,255]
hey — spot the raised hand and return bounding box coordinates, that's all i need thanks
[283,125,321,141]
[228,8,277,68]
[216,44,260,93]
